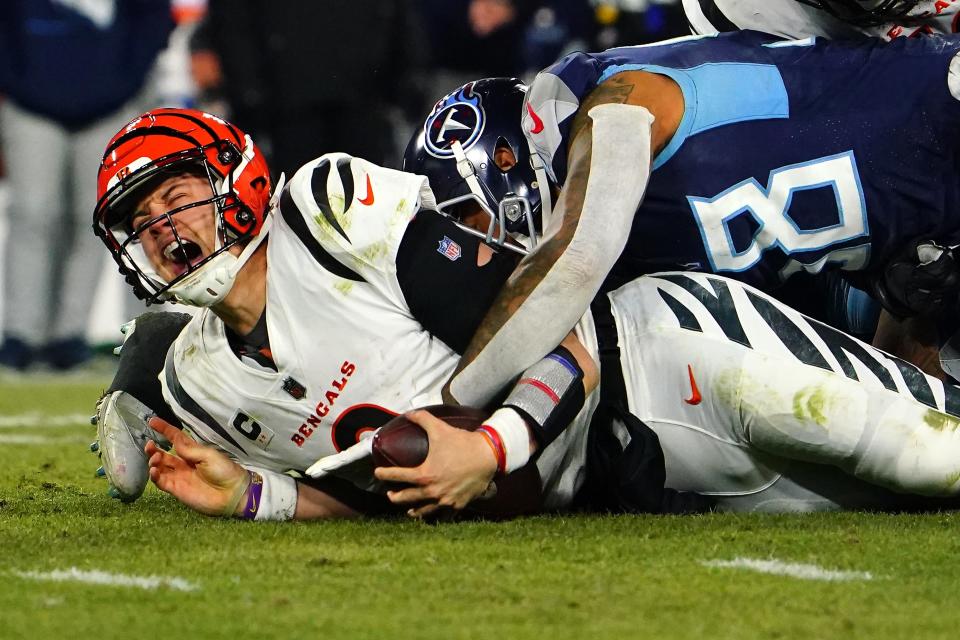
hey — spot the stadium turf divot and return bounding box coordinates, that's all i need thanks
[12,568,198,591]
[702,558,874,582]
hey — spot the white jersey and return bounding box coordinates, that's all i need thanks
[683,0,960,40]
[161,152,597,508]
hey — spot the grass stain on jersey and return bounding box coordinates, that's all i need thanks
[313,215,338,241]
[792,385,830,428]
[329,194,352,231]
[388,199,409,232]
[312,197,352,239]
[710,368,742,411]
[334,280,354,296]
[922,409,960,432]
[183,344,198,361]
[361,241,389,264]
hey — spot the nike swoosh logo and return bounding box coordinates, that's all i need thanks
[358,175,375,206]
[526,103,544,134]
[249,492,258,514]
[684,364,702,405]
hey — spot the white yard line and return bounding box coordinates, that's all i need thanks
[0,413,91,428]
[13,568,198,592]
[0,434,87,445]
[702,557,874,582]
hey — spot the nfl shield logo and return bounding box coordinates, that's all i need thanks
[437,236,462,261]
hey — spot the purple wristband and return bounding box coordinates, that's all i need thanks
[239,472,263,520]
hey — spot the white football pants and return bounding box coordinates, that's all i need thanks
[608,272,960,512]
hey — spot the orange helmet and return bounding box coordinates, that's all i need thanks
[93,108,272,304]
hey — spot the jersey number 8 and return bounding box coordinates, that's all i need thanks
[688,151,870,279]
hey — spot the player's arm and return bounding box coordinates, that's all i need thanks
[376,329,599,518]
[872,310,946,379]
[370,210,599,515]
[145,416,360,520]
[866,238,960,378]
[307,209,600,517]
[444,70,684,406]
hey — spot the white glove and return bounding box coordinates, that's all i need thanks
[305,433,374,478]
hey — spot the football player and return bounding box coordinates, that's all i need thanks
[404,32,960,414]
[92,109,960,520]
[103,259,960,516]
[680,3,960,378]
[683,0,959,41]
[92,108,606,520]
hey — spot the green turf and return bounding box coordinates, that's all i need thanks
[2,373,960,640]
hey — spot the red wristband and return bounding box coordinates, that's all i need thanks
[476,425,507,475]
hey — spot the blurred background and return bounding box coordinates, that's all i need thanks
[0,0,689,374]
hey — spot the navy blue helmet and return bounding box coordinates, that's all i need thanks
[403,78,553,251]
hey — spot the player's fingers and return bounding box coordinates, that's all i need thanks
[149,418,207,462]
[374,465,422,484]
[149,466,171,492]
[151,423,209,464]
[148,416,183,442]
[144,439,161,457]
[408,502,441,518]
[149,449,185,476]
[403,409,448,436]
[152,460,189,494]
[385,486,432,505]
[153,475,177,496]
[148,447,170,467]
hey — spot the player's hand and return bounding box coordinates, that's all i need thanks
[872,239,960,317]
[374,409,498,518]
[145,417,249,517]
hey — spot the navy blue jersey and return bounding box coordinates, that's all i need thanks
[522,31,960,289]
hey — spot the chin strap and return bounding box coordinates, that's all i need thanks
[267,172,287,213]
[529,150,555,239]
[451,140,507,246]
[168,172,286,307]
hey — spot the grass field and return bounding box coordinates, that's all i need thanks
[3,368,960,640]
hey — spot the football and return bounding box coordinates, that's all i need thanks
[371,404,544,519]
[371,404,489,467]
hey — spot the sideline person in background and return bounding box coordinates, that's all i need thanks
[0,0,172,370]
[204,0,425,175]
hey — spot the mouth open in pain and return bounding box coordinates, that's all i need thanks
[162,237,205,277]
